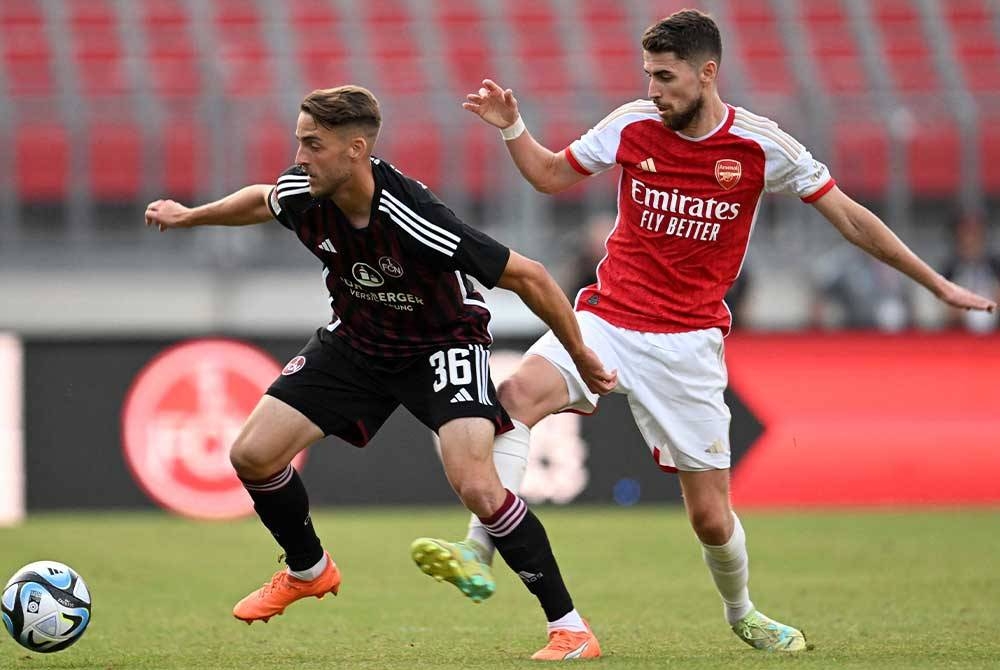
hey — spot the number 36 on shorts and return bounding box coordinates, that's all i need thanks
[428,345,492,399]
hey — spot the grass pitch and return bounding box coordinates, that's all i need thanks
[1,506,998,669]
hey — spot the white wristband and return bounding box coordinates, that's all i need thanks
[500,116,526,141]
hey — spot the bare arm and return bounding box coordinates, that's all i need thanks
[463,79,588,195]
[812,186,996,312]
[144,184,274,231]
[496,251,617,394]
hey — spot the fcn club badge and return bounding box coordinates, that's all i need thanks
[715,159,742,190]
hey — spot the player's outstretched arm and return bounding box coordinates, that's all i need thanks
[144,184,274,232]
[463,79,587,195]
[496,251,617,395]
[813,186,997,313]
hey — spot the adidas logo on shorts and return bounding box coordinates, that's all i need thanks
[450,388,474,403]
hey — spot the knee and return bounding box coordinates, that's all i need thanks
[688,506,734,546]
[497,376,534,422]
[453,478,505,519]
[229,436,285,482]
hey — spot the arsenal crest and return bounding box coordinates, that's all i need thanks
[715,159,742,190]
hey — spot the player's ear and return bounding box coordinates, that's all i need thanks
[699,59,718,85]
[348,135,368,159]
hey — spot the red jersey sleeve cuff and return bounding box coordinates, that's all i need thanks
[564,147,592,176]
[801,178,836,203]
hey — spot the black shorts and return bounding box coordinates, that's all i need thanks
[266,328,513,446]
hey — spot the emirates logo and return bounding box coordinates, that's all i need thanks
[715,159,742,190]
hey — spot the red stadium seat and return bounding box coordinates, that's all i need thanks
[870,0,942,95]
[941,0,1000,92]
[457,124,509,199]
[289,0,353,90]
[830,119,889,198]
[139,0,201,98]
[244,118,295,185]
[14,121,69,200]
[210,0,273,98]
[0,1,55,96]
[361,0,427,94]
[579,0,639,103]
[88,122,142,200]
[906,121,960,196]
[980,117,1000,195]
[162,119,207,200]
[378,120,443,191]
[798,0,870,94]
[434,4,498,95]
[68,0,129,98]
[506,1,570,96]
[729,1,798,97]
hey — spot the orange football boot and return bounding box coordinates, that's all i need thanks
[531,620,602,661]
[232,552,341,624]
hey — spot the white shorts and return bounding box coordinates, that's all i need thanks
[526,311,732,472]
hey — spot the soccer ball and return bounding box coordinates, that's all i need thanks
[1,561,91,653]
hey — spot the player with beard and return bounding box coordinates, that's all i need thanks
[145,85,617,660]
[411,9,997,653]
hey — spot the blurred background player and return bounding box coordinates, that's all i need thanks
[940,212,1000,333]
[144,85,615,661]
[412,9,996,654]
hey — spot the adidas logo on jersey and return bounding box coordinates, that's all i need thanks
[317,239,337,253]
[636,157,657,172]
[450,388,474,403]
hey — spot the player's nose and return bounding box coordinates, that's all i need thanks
[294,145,308,167]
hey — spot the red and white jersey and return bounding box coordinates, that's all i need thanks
[565,101,835,335]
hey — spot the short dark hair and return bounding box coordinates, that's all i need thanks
[300,85,382,136]
[641,9,722,65]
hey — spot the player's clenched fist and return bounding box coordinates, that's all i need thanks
[144,199,191,231]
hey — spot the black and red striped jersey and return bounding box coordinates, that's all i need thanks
[267,158,510,359]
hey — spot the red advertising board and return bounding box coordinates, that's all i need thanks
[726,333,1000,507]
[121,339,305,519]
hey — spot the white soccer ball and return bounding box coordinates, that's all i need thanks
[1,561,91,653]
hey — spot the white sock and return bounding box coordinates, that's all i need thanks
[287,553,328,581]
[546,608,587,633]
[466,419,530,563]
[701,512,755,626]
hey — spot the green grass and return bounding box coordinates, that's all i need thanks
[1,507,998,669]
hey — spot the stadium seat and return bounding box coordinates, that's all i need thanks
[244,118,295,185]
[728,1,798,97]
[797,0,870,95]
[830,119,889,198]
[0,0,55,97]
[506,1,570,96]
[139,0,201,99]
[434,4,498,96]
[455,123,511,199]
[14,121,69,200]
[289,0,353,90]
[940,0,1000,92]
[360,0,427,95]
[68,0,129,98]
[980,118,1000,194]
[378,119,443,190]
[870,0,942,95]
[579,0,639,103]
[906,121,960,196]
[87,122,142,200]
[162,119,206,200]
[209,0,273,98]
